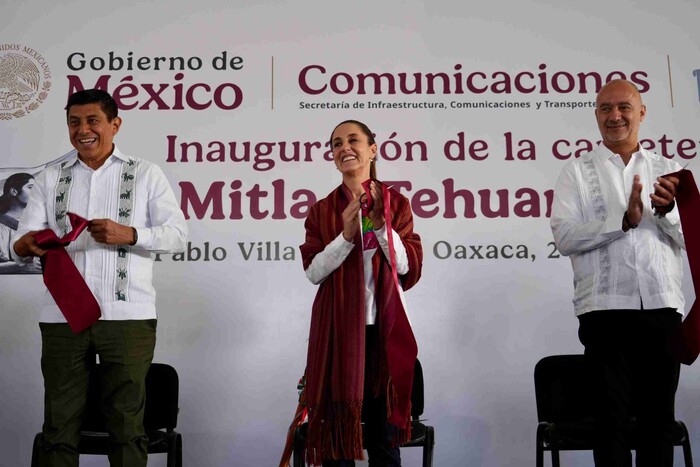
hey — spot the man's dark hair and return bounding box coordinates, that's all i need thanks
[65,89,118,121]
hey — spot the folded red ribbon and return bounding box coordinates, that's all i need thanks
[666,169,700,365]
[34,212,101,334]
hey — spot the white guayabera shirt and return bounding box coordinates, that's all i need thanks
[13,147,188,323]
[550,144,685,316]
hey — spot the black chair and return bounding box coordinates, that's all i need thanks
[31,362,182,467]
[534,354,693,467]
[293,358,435,466]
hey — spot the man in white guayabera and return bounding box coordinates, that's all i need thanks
[551,79,684,467]
[13,89,187,467]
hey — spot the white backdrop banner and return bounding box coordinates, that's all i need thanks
[1,1,699,466]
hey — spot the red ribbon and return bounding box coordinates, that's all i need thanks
[34,212,101,334]
[666,170,700,365]
[362,179,418,426]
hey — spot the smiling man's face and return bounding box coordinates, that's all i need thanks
[595,80,646,154]
[67,103,121,169]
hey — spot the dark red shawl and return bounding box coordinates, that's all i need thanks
[668,169,700,365]
[299,182,422,464]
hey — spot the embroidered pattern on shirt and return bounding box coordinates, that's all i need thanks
[361,215,378,250]
[114,158,137,302]
[582,158,611,296]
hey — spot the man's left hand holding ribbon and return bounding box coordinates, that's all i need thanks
[87,218,138,246]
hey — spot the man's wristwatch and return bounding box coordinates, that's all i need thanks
[653,200,675,218]
[130,227,138,246]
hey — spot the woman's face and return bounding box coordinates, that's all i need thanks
[331,123,377,179]
[14,179,34,206]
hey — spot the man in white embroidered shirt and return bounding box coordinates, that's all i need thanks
[551,79,684,467]
[12,89,187,467]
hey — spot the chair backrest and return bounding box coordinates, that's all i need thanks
[534,354,592,423]
[144,363,179,430]
[412,358,425,418]
[81,362,179,432]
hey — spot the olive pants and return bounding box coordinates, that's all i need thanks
[36,320,156,467]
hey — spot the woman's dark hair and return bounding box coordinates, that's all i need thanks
[65,89,119,121]
[330,119,378,179]
[0,172,34,214]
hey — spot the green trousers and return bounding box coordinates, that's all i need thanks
[36,320,156,467]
